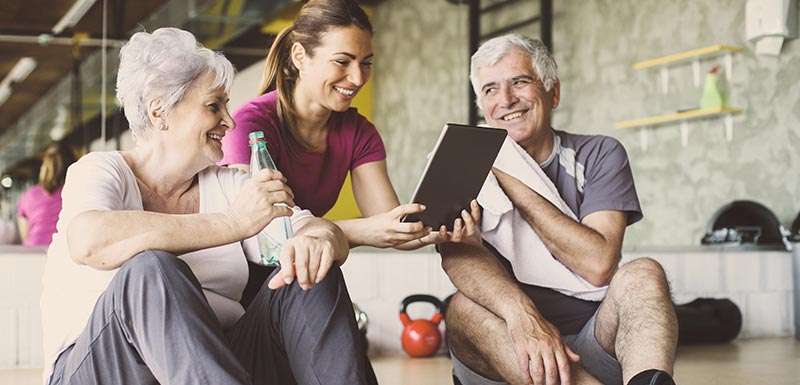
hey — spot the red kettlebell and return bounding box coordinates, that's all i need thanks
[400,294,443,358]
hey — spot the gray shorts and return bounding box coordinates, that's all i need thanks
[451,312,622,385]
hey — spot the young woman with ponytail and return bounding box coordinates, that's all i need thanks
[221,0,479,250]
[17,142,76,246]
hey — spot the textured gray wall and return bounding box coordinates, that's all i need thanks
[372,0,471,197]
[372,0,800,248]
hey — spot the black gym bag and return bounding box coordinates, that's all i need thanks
[675,298,742,345]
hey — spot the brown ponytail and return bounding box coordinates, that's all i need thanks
[256,0,373,153]
[259,25,300,151]
[39,142,77,195]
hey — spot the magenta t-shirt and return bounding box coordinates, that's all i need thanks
[220,91,386,216]
[17,185,63,246]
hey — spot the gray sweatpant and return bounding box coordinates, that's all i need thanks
[48,250,369,385]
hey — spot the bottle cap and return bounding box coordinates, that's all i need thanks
[248,131,266,145]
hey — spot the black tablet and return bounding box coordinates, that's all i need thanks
[403,123,507,231]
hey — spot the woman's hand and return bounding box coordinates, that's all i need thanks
[223,169,295,238]
[362,203,433,248]
[268,233,335,290]
[267,218,348,290]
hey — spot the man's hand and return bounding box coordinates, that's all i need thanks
[491,166,625,287]
[416,199,483,246]
[506,312,580,385]
[492,167,529,203]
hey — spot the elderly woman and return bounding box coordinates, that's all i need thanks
[40,28,369,385]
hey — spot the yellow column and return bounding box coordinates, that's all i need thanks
[324,6,373,221]
[260,2,373,220]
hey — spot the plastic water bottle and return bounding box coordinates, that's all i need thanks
[249,131,294,266]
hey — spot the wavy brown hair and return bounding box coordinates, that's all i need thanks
[258,0,372,152]
[39,142,77,195]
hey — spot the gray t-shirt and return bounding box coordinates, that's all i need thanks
[490,130,643,334]
[539,129,643,225]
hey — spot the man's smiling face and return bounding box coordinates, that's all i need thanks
[477,48,560,151]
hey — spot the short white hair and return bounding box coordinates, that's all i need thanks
[470,34,558,96]
[116,27,235,141]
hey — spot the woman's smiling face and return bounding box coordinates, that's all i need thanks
[164,71,234,165]
[293,26,374,113]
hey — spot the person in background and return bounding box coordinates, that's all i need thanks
[220,0,480,250]
[41,27,370,385]
[440,34,678,385]
[17,142,76,246]
[0,218,16,244]
[0,189,19,245]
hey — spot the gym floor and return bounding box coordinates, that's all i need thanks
[2,337,798,385]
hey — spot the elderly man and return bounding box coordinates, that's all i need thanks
[440,34,678,385]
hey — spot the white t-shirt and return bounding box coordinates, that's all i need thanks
[40,151,311,382]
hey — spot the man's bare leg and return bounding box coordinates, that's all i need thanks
[447,293,603,385]
[593,257,678,384]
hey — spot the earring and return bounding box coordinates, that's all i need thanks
[159,122,167,131]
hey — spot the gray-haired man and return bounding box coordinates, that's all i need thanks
[440,34,678,385]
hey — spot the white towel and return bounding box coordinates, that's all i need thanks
[477,137,608,301]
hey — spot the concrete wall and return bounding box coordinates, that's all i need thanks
[372,0,472,197]
[371,0,800,248]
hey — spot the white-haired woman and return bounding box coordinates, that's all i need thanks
[40,28,370,385]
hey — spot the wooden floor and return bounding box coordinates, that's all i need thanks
[371,337,800,385]
[671,337,800,385]
[2,337,799,384]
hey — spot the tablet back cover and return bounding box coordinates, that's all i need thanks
[404,123,507,230]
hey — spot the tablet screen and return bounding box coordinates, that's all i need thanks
[403,123,507,231]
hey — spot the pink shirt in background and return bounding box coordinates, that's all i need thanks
[17,185,63,246]
[220,91,386,216]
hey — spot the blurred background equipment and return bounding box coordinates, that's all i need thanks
[354,302,369,351]
[700,200,791,250]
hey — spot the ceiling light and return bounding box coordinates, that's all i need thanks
[0,84,10,106]
[0,57,37,107]
[52,0,98,35]
[8,57,37,83]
